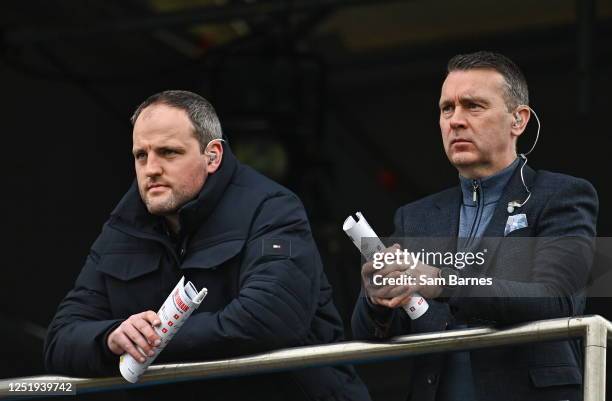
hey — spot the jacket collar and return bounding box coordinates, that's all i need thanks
[109,141,238,238]
[482,160,535,237]
[459,158,520,206]
[431,160,536,249]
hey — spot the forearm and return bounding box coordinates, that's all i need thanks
[158,262,315,362]
[44,318,122,376]
[447,280,580,325]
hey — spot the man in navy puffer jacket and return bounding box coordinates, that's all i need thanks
[44,90,371,401]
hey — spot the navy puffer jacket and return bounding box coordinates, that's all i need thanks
[44,143,371,401]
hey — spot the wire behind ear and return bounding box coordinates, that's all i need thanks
[204,138,224,164]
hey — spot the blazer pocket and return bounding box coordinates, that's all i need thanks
[182,238,246,270]
[96,252,162,281]
[504,225,531,237]
[529,364,582,388]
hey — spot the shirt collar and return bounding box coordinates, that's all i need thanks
[459,158,520,205]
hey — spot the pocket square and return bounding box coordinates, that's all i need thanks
[505,213,528,236]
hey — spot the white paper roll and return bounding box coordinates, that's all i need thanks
[343,212,428,320]
[119,276,208,383]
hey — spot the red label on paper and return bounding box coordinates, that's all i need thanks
[173,289,190,312]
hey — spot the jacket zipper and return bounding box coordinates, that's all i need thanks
[467,180,483,246]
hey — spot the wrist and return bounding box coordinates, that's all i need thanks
[103,322,123,356]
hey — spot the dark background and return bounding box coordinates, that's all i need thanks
[1,0,611,399]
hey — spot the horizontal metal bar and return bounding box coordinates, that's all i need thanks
[0,315,610,399]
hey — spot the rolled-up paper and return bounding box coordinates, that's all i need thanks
[119,276,208,383]
[343,212,428,320]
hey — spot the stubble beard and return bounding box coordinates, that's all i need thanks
[142,187,191,216]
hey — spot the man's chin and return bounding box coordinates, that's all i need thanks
[144,198,178,216]
[449,152,479,167]
[146,207,173,216]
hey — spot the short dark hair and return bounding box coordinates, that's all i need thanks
[447,51,529,111]
[131,90,223,152]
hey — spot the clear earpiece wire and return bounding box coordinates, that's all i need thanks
[513,106,541,210]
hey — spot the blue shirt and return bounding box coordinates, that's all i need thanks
[436,158,520,401]
[458,158,520,251]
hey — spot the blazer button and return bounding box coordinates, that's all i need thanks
[426,374,437,385]
[179,248,185,257]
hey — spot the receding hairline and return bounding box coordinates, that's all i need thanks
[443,67,512,92]
[453,65,511,84]
[133,100,189,122]
[131,101,201,141]
[445,51,529,110]
[447,69,522,112]
[130,90,224,153]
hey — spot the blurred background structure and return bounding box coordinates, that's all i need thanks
[1,1,611,399]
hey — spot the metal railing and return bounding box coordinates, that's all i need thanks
[1,315,610,400]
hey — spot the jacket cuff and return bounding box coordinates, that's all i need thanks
[364,295,393,317]
[363,297,397,339]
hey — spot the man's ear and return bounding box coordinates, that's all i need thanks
[204,140,224,174]
[510,105,531,138]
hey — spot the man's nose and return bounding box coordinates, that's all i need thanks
[144,154,163,176]
[449,107,467,130]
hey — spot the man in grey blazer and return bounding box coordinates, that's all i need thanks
[352,51,598,401]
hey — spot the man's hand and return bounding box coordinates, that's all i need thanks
[361,244,443,309]
[107,311,162,362]
[361,244,412,305]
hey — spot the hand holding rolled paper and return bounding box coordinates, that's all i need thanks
[343,212,428,320]
[118,276,208,383]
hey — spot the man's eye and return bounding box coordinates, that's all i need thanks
[135,152,146,160]
[441,105,453,114]
[467,103,482,110]
[162,149,177,156]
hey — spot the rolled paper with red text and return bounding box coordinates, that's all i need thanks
[119,276,208,383]
[343,212,429,320]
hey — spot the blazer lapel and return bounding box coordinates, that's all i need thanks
[433,187,461,253]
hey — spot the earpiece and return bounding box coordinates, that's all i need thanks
[204,138,225,164]
[507,106,541,214]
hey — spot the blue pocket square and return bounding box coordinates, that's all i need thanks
[505,213,528,236]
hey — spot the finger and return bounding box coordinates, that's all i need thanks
[377,248,411,276]
[378,293,411,309]
[124,322,154,357]
[114,332,147,363]
[361,261,377,280]
[368,245,399,273]
[397,293,414,307]
[370,297,396,308]
[368,284,406,300]
[141,311,161,326]
[107,330,125,356]
[375,298,396,308]
[389,293,412,308]
[368,270,411,298]
[134,318,161,346]
[382,244,400,252]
